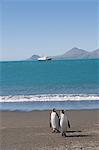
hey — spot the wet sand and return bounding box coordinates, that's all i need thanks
[0,110,99,150]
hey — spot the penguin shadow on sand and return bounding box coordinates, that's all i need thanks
[50,109,89,138]
[66,130,89,138]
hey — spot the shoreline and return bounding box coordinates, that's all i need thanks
[0,109,99,150]
[0,108,99,112]
[1,100,99,111]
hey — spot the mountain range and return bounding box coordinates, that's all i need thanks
[28,47,99,60]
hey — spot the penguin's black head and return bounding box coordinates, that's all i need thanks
[61,110,64,114]
[53,108,56,112]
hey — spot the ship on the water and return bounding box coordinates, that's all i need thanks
[38,56,52,61]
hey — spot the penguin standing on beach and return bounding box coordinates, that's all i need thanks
[50,108,60,133]
[60,110,70,137]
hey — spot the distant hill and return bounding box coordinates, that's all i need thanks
[53,47,99,60]
[28,47,99,60]
[88,49,99,59]
[28,55,40,60]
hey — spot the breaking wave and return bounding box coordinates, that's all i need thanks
[0,94,99,102]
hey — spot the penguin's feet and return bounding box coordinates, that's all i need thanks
[52,129,55,133]
[61,132,66,137]
[56,129,60,133]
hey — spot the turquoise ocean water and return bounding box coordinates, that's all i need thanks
[0,59,99,111]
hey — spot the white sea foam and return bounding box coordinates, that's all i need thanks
[0,94,99,102]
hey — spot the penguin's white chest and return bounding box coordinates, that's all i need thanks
[51,112,59,129]
[60,114,68,132]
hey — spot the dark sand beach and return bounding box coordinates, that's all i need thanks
[0,110,99,150]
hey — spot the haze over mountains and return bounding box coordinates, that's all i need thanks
[28,47,99,60]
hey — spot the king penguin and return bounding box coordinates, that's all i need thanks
[60,110,70,137]
[50,108,60,133]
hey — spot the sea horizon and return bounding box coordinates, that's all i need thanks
[0,57,99,63]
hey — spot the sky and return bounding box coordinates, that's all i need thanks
[0,0,99,61]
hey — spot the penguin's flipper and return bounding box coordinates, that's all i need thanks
[68,120,70,128]
[58,118,60,127]
[49,112,52,128]
[50,121,52,128]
